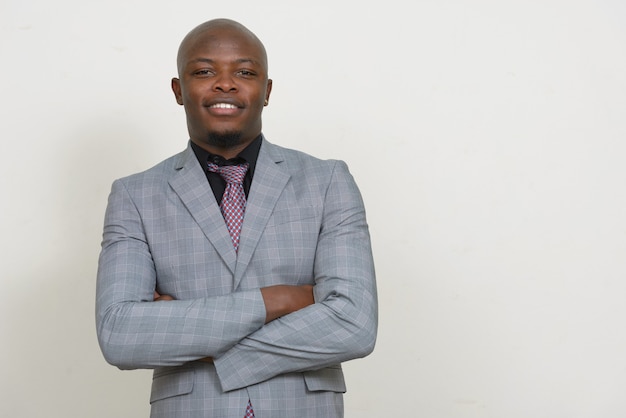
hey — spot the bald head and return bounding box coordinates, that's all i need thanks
[171,18,273,157]
[176,18,268,77]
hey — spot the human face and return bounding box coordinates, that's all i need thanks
[172,25,272,155]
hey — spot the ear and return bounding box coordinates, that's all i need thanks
[171,78,183,105]
[264,79,273,106]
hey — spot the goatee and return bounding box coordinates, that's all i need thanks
[206,131,244,148]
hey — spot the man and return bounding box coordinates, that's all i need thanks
[96,18,377,418]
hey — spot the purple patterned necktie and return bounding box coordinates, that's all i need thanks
[208,162,255,417]
[244,399,255,417]
[207,162,249,253]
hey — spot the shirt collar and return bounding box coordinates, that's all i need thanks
[190,134,262,177]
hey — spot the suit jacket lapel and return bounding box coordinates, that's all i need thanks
[234,140,290,288]
[168,145,237,274]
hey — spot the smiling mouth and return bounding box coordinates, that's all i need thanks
[209,103,239,109]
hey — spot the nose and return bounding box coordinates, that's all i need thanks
[213,72,237,92]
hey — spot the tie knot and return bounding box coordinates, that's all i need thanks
[207,162,249,185]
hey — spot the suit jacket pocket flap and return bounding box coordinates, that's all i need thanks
[303,366,346,393]
[150,369,195,404]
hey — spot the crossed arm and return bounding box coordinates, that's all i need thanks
[153,284,314,363]
[96,160,377,389]
[153,285,314,324]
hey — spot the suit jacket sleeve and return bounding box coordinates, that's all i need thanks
[214,160,378,391]
[96,177,267,369]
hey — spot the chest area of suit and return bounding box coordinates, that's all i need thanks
[142,181,324,297]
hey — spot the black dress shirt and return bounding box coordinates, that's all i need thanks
[190,135,262,206]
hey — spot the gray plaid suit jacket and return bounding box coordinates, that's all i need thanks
[96,138,378,417]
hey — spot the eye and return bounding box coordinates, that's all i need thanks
[237,69,256,77]
[193,69,214,77]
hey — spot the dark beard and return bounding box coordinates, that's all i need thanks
[206,131,244,148]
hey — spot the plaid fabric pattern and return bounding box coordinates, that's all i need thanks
[207,162,249,253]
[96,140,377,417]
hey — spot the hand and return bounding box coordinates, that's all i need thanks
[153,291,174,301]
[260,284,314,323]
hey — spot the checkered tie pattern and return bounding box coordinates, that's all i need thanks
[244,399,255,417]
[207,162,249,253]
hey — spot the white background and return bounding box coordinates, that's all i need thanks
[2,1,626,417]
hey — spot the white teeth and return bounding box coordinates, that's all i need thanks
[210,103,237,109]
